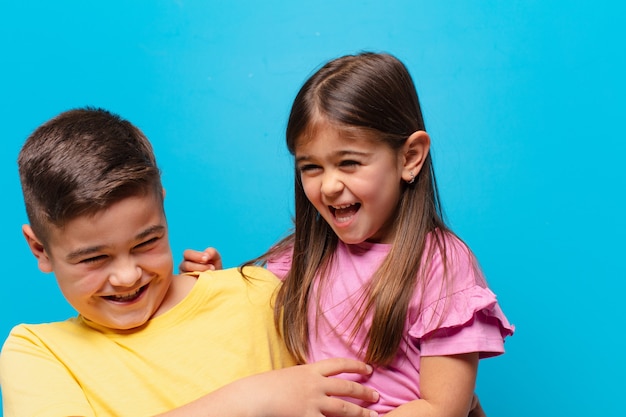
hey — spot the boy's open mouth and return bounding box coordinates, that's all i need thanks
[330,203,360,222]
[104,284,148,303]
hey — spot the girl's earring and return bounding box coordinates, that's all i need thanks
[407,171,415,184]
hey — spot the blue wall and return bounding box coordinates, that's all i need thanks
[1,1,624,415]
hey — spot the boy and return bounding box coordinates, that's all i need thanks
[0,107,378,417]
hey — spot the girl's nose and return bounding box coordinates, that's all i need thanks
[320,172,344,197]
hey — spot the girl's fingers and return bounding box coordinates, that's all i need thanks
[182,249,209,263]
[178,260,215,273]
[180,247,222,272]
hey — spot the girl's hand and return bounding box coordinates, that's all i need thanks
[179,247,222,272]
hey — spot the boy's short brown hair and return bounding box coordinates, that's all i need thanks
[18,107,164,247]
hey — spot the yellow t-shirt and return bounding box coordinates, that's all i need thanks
[0,266,295,417]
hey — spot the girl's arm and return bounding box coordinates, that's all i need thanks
[385,353,479,417]
[156,358,379,417]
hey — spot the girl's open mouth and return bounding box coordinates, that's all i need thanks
[330,203,360,223]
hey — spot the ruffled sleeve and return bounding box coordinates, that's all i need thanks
[407,234,515,358]
[409,285,514,358]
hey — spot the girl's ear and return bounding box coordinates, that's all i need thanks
[401,130,431,182]
[22,225,54,273]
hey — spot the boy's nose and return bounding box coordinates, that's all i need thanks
[109,259,142,287]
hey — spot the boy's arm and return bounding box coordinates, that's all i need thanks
[2,333,378,417]
[384,353,479,417]
[0,330,95,417]
[156,358,379,417]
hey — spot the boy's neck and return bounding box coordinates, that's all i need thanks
[152,273,198,318]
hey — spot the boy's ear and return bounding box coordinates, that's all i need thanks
[22,225,53,273]
[401,130,431,183]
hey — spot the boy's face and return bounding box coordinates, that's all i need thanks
[23,192,174,330]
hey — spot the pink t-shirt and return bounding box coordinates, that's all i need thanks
[268,234,514,415]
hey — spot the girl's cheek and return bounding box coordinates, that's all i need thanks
[301,180,317,201]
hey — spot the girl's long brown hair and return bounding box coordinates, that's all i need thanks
[261,52,454,366]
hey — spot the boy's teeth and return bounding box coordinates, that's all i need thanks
[107,287,143,302]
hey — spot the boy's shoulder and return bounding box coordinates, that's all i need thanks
[192,266,281,300]
[195,265,280,285]
[1,316,88,354]
[7,316,85,334]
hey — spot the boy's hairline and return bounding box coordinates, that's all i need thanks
[31,186,166,250]
[18,107,165,248]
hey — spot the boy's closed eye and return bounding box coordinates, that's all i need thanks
[79,254,108,265]
[134,237,160,250]
[73,236,161,265]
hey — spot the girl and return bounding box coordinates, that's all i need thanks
[183,52,513,417]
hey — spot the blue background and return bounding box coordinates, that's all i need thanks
[1,1,624,415]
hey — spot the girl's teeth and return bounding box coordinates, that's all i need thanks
[333,203,359,222]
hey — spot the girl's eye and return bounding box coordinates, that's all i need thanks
[299,164,321,173]
[340,160,360,168]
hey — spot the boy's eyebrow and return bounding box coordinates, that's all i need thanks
[65,245,107,262]
[65,225,166,262]
[135,225,166,240]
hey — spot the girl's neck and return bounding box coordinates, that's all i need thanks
[340,239,391,252]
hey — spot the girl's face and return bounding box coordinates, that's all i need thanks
[295,123,405,244]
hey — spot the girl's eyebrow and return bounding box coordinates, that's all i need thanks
[340,149,371,157]
[65,225,166,262]
[296,149,371,163]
